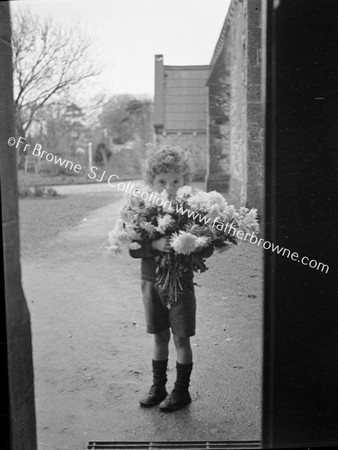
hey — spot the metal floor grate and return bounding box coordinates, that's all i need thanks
[86,441,261,449]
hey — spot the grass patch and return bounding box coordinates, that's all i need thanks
[19,191,121,257]
[18,180,207,258]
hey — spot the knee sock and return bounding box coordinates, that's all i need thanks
[152,359,168,387]
[174,362,193,392]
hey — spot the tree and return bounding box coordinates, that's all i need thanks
[98,94,135,144]
[34,101,87,155]
[124,98,153,144]
[12,8,101,139]
[98,95,153,145]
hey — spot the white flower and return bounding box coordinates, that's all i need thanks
[120,208,134,222]
[206,191,227,210]
[108,220,122,241]
[126,227,142,241]
[243,208,258,224]
[107,243,122,254]
[108,230,117,244]
[204,204,222,221]
[187,189,213,212]
[222,205,236,221]
[116,231,131,245]
[195,236,211,248]
[238,206,249,217]
[170,231,198,254]
[123,191,142,209]
[107,224,127,253]
[141,185,156,207]
[129,242,142,250]
[238,208,260,233]
[108,217,132,246]
[156,214,174,233]
[176,185,193,200]
[163,201,174,213]
[140,221,156,234]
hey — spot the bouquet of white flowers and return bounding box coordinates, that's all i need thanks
[107,185,259,306]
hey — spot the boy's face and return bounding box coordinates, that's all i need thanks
[151,171,185,199]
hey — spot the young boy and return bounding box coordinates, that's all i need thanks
[129,145,213,412]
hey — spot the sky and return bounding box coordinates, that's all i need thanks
[10,0,231,99]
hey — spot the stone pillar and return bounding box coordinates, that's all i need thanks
[207,0,264,218]
[0,3,37,449]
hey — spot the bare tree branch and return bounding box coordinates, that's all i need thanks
[12,8,103,137]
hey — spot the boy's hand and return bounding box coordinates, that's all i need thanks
[151,237,171,252]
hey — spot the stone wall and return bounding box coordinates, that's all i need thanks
[207,0,264,217]
[206,46,231,193]
[153,1,264,217]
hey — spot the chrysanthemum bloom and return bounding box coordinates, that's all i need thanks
[120,209,134,222]
[195,236,211,248]
[176,185,193,201]
[108,219,125,241]
[187,190,210,211]
[156,214,174,233]
[221,205,236,221]
[107,243,121,254]
[116,230,130,246]
[107,227,127,253]
[204,204,222,221]
[238,206,249,216]
[140,221,156,234]
[129,242,142,250]
[124,191,142,210]
[170,231,198,255]
[187,189,226,213]
[163,202,174,214]
[241,208,259,233]
[206,191,227,210]
[126,227,142,241]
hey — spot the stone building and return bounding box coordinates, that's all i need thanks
[207,0,264,214]
[153,0,264,215]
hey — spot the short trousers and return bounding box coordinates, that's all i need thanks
[141,279,196,337]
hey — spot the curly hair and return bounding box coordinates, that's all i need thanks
[143,144,193,186]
